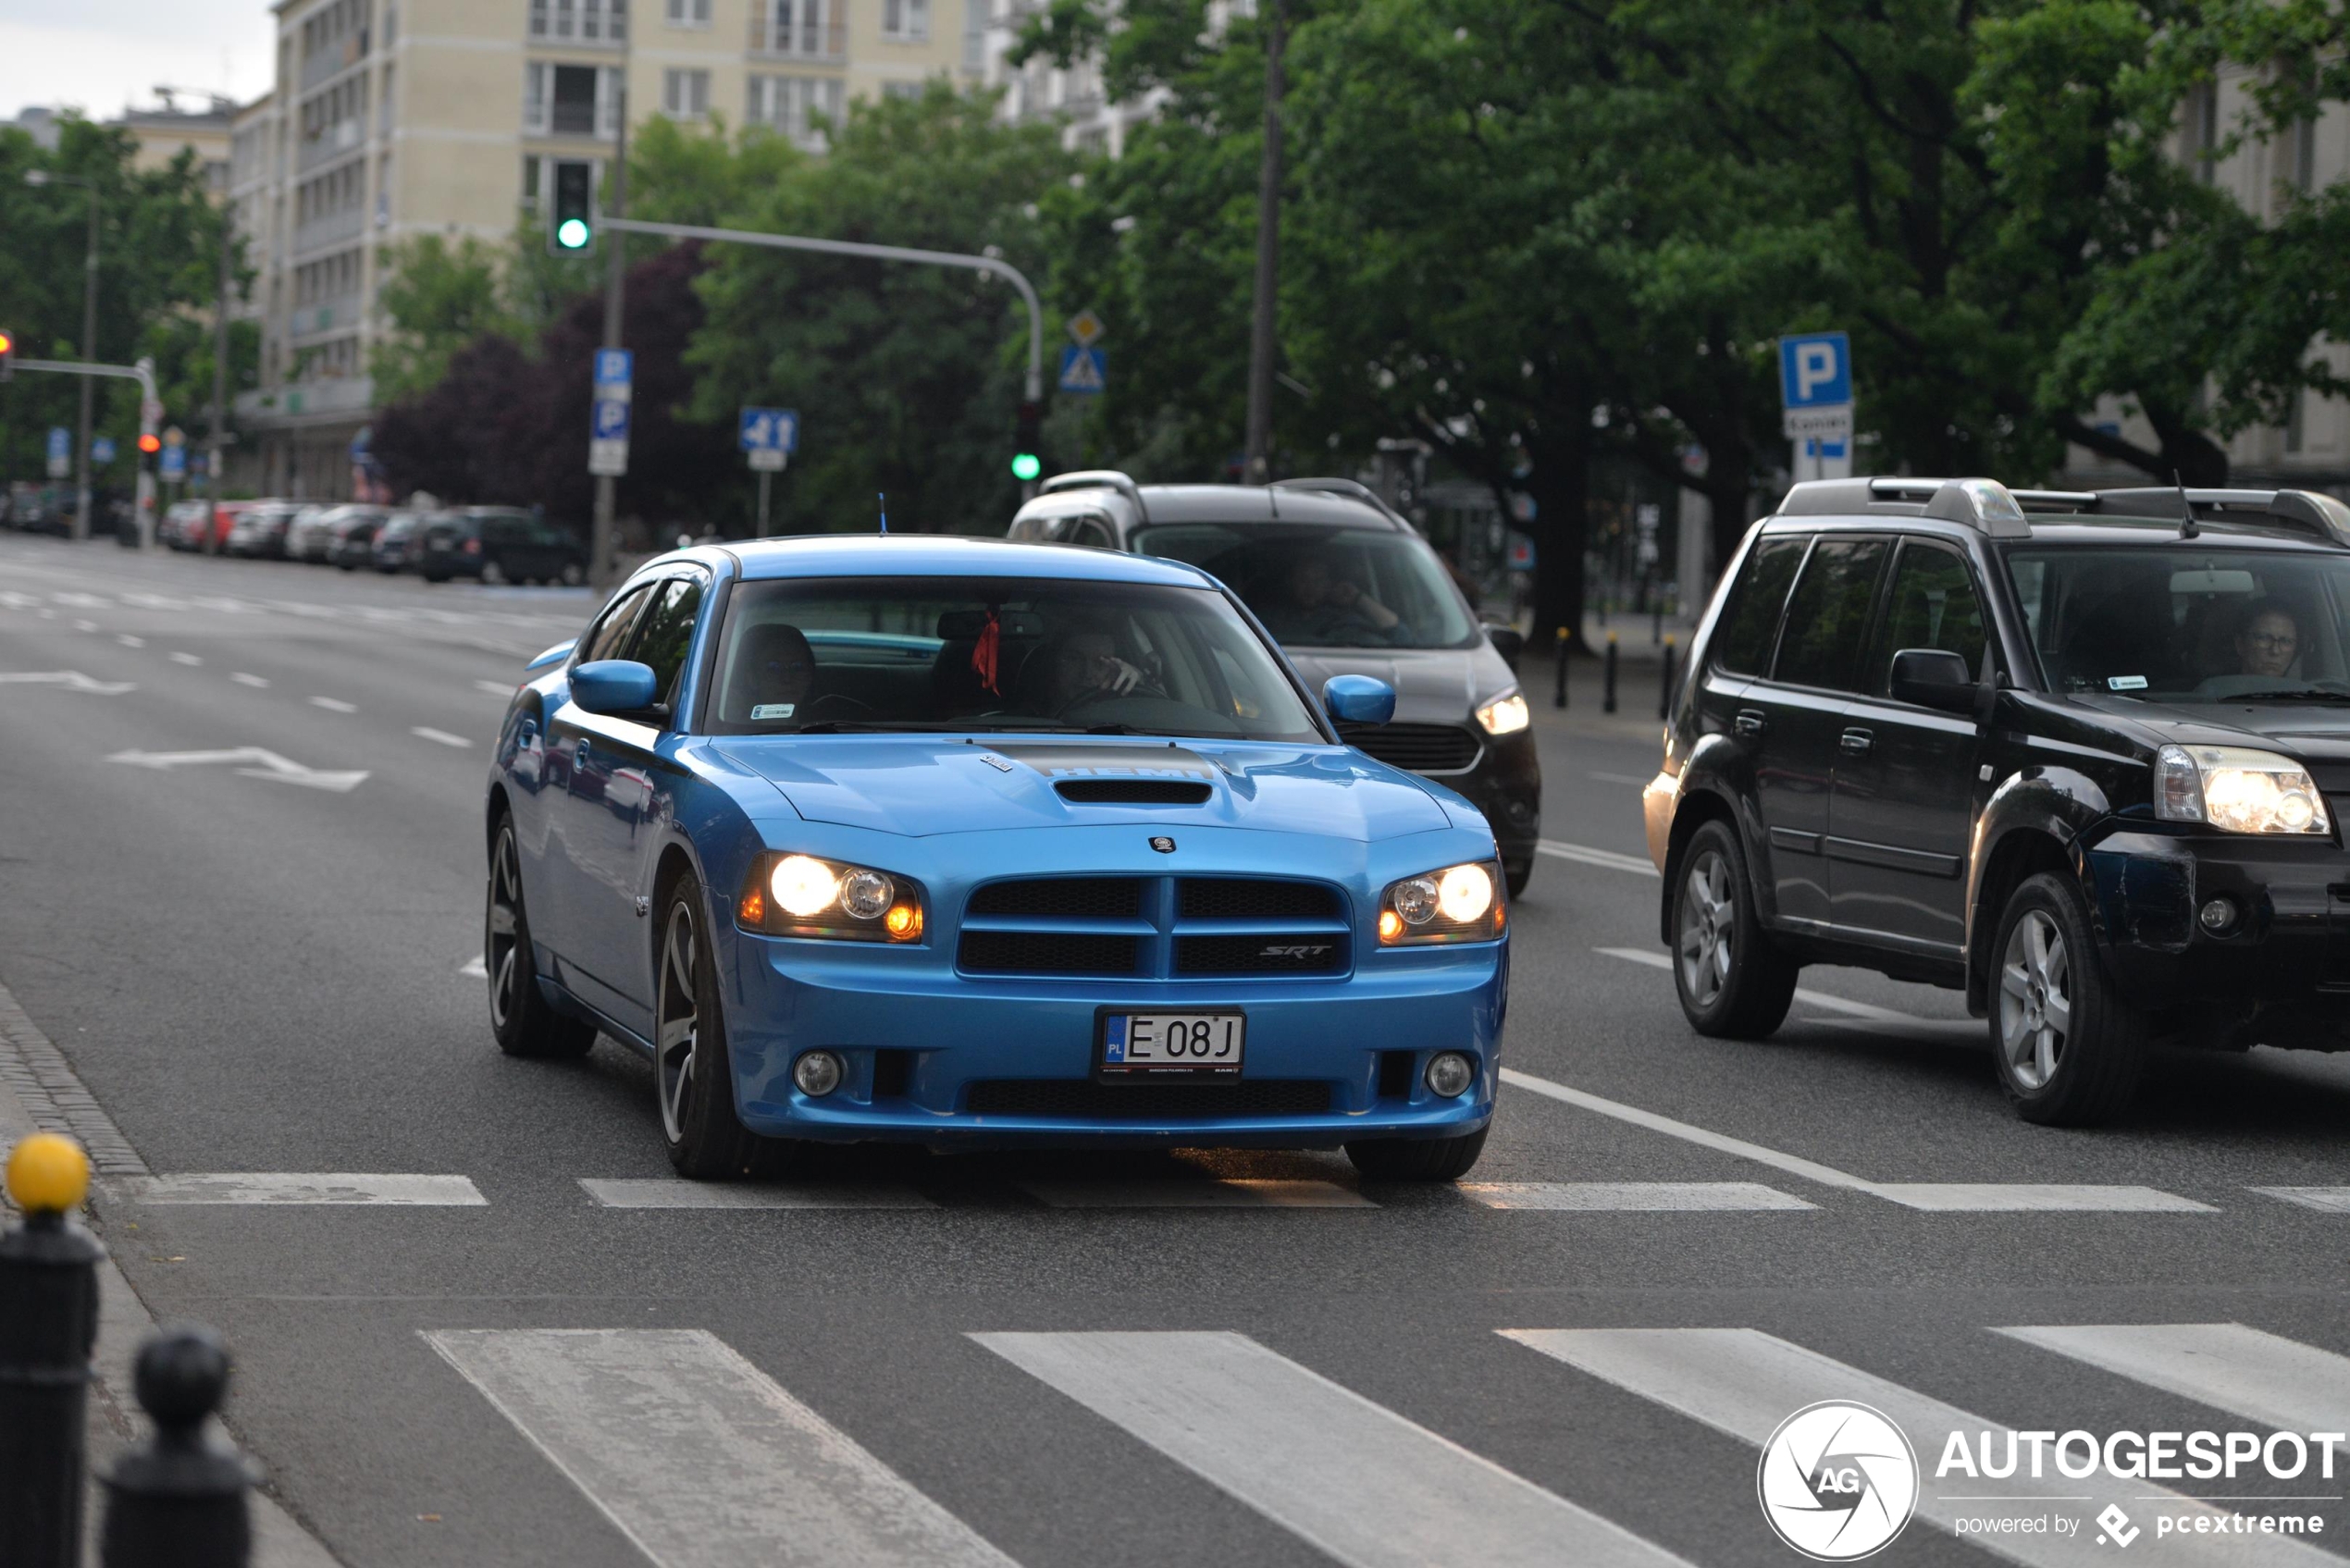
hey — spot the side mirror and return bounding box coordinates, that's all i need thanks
[1486,625,1525,665]
[572,659,659,716]
[1889,648,1978,714]
[1323,673,1397,726]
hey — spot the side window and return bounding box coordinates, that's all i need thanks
[1872,542,1986,696]
[1710,537,1806,675]
[579,584,656,664]
[1065,517,1113,549]
[626,575,709,712]
[1772,537,1889,691]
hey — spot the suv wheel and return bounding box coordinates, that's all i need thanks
[1671,821,1798,1038]
[1990,873,2146,1125]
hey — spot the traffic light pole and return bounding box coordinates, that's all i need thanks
[589,66,631,590]
[11,355,158,544]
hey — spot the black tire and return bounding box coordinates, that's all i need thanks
[654,879,772,1179]
[486,816,596,1059]
[1346,1127,1489,1182]
[1670,819,1799,1039]
[1989,872,2147,1126]
[1504,858,1533,899]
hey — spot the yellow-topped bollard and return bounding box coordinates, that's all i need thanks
[7,1130,92,1216]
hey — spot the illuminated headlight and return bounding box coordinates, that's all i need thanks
[2155,745,2331,834]
[738,852,925,942]
[1378,861,1504,945]
[1475,690,1530,735]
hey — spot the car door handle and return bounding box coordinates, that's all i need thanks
[1735,710,1767,735]
[1839,727,1874,756]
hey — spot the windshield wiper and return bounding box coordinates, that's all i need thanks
[2220,689,2350,705]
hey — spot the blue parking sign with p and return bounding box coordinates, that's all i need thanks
[1778,332,1850,409]
[593,349,633,387]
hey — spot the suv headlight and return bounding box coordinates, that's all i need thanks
[1475,689,1530,735]
[2155,745,2331,834]
[737,852,926,941]
[1378,860,1506,944]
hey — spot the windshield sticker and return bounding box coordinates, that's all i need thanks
[750,703,796,720]
[2108,675,2148,691]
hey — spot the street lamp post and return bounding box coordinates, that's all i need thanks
[25,171,102,542]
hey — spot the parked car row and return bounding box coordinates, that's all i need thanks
[157,500,588,586]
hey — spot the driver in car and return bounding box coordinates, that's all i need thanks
[2234,604,2301,680]
[1039,624,1150,712]
[1265,555,1404,645]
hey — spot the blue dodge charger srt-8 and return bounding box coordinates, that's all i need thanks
[482,536,1508,1180]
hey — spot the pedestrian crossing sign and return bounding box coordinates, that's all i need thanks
[1058,346,1107,397]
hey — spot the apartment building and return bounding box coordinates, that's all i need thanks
[231,0,986,500]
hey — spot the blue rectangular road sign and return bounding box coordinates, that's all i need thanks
[159,445,186,481]
[1058,346,1107,396]
[91,437,117,464]
[1778,332,1851,409]
[738,407,798,453]
[593,349,633,388]
[591,400,631,440]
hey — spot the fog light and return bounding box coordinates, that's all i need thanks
[2198,896,2238,934]
[793,1050,844,1097]
[1425,1051,1475,1098]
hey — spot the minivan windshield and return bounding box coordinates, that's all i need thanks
[2009,545,2350,702]
[1132,524,1479,649]
[707,575,1327,741]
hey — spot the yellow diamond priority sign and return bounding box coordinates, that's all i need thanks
[1066,309,1106,348]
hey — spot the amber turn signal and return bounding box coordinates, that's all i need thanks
[884,903,922,941]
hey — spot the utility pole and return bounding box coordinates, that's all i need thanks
[589,40,631,589]
[76,180,99,540]
[207,202,233,500]
[1242,0,1285,486]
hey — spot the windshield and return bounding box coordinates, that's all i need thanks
[706,575,1327,741]
[2009,545,2350,702]
[1131,524,1478,649]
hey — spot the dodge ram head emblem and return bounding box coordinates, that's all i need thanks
[1149,836,1177,853]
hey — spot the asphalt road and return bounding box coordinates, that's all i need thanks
[5,535,2350,1568]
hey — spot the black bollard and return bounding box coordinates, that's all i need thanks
[1659,635,1676,720]
[1602,633,1619,714]
[1552,627,1568,710]
[101,1326,254,1568]
[0,1134,103,1568]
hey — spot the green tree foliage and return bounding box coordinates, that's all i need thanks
[368,235,522,404]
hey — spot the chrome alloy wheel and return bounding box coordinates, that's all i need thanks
[487,828,526,1030]
[1998,908,2072,1091]
[656,902,699,1142]
[1677,849,1734,1008]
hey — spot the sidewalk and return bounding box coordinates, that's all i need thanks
[1515,647,1682,744]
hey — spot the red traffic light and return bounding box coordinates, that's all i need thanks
[0,328,14,355]
[137,433,162,455]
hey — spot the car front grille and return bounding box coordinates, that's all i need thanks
[957,875,1351,981]
[965,1079,1332,1117]
[1339,722,1481,773]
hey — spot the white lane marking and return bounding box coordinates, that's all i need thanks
[0,671,135,695]
[308,695,357,712]
[1998,1323,2350,1449]
[457,955,488,978]
[425,1327,1020,1568]
[1537,840,1658,876]
[105,747,369,793]
[1503,1327,2338,1566]
[53,591,107,607]
[0,589,37,608]
[1873,1184,2216,1213]
[974,1331,1691,1568]
[116,634,144,648]
[118,1173,486,1205]
[1588,771,1651,786]
[412,726,472,748]
[1461,1181,1816,1212]
[1596,946,1923,1022]
[71,618,97,632]
[579,1178,937,1210]
[1019,1179,1376,1209]
[118,592,192,611]
[2251,1187,2350,1213]
[168,651,203,666]
[476,679,519,697]
[231,672,270,687]
[1501,1068,2212,1212]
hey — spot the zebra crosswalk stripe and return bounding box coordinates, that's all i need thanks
[1502,1327,2338,1566]
[423,1328,1020,1568]
[1460,1181,1815,1211]
[1018,1179,1375,1209]
[972,1329,1694,1568]
[1997,1323,2350,1449]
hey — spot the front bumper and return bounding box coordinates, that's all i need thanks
[1441,729,1541,865]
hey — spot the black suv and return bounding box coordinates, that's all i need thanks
[1645,476,2350,1124]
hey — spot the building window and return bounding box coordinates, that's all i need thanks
[2188,81,2220,186]
[960,0,984,72]
[752,0,842,57]
[665,0,711,24]
[881,0,929,42]
[528,62,607,135]
[662,68,711,118]
[529,0,624,42]
[748,73,843,145]
[882,80,922,102]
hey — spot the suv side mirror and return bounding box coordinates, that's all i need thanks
[1486,625,1525,665]
[1889,648,1978,713]
[573,659,659,716]
[1323,673,1397,726]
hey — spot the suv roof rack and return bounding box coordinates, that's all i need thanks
[1779,476,2033,537]
[1037,469,1150,521]
[1781,476,2350,548]
[1268,475,1415,529]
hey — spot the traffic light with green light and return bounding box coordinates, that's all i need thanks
[548,161,595,255]
[1011,400,1043,482]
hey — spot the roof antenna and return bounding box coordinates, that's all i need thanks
[2175,470,2199,539]
[877,492,888,537]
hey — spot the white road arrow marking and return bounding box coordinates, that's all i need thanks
[105,747,369,793]
[0,671,136,695]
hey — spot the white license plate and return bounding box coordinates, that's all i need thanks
[1101,1011,1245,1076]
